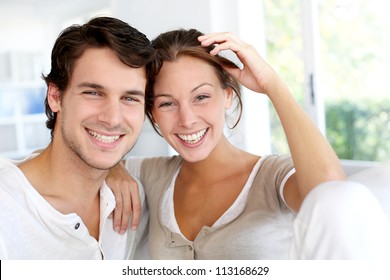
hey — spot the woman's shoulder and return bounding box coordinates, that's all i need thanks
[140,155,182,169]
[139,155,182,182]
[125,155,182,179]
[259,154,293,171]
[138,156,183,195]
[253,153,295,192]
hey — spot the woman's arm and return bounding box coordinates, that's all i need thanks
[34,149,141,232]
[199,32,346,212]
[106,161,141,233]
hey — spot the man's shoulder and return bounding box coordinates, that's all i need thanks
[0,155,32,190]
[0,156,19,178]
[0,153,38,167]
[0,156,17,167]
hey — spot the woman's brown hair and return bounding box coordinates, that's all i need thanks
[146,28,243,136]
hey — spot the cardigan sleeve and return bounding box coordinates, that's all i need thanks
[258,154,295,212]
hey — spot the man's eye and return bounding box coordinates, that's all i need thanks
[125,96,138,102]
[123,96,145,105]
[84,91,99,96]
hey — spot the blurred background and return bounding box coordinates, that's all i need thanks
[0,0,389,173]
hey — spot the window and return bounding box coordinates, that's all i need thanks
[0,52,49,158]
[0,4,112,159]
[263,0,390,161]
[263,0,304,155]
[319,0,390,161]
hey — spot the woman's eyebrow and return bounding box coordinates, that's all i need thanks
[191,82,214,93]
[154,93,172,98]
[154,82,214,98]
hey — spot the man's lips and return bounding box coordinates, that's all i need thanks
[87,129,121,143]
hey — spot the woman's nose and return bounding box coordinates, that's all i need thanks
[178,104,197,128]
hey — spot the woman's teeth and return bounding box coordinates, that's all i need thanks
[89,130,120,143]
[178,128,207,144]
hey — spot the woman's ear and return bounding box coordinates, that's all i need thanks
[224,87,233,109]
[47,83,61,112]
[150,115,159,129]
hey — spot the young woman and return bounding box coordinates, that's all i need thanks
[110,29,390,259]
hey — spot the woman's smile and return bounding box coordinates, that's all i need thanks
[176,128,208,145]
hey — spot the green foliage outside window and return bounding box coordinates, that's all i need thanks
[326,99,390,161]
[263,0,390,161]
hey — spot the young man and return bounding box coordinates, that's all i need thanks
[0,16,156,259]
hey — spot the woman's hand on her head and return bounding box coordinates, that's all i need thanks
[106,161,141,233]
[200,32,345,208]
[198,32,282,96]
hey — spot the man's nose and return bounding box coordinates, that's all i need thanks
[98,99,123,127]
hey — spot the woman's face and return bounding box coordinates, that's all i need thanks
[152,55,232,162]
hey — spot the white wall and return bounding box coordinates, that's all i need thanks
[113,0,272,157]
[114,0,222,157]
[113,0,214,38]
[0,0,112,158]
[0,0,272,158]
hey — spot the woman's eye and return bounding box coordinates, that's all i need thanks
[158,102,173,108]
[196,94,210,101]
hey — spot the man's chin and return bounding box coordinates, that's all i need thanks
[83,156,123,171]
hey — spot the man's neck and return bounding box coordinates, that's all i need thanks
[21,143,106,198]
[18,142,106,239]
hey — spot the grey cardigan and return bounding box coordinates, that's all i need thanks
[137,154,295,259]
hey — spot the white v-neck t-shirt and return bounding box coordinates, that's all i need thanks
[0,155,148,260]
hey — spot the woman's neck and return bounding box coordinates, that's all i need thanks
[180,137,259,183]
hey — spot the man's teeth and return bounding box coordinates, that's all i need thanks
[89,130,120,143]
[178,129,207,144]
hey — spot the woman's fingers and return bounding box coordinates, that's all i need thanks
[198,32,245,55]
[118,181,132,234]
[112,179,141,233]
[106,161,142,234]
[129,184,141,231]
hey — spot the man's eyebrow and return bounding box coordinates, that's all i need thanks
[78,82,145,96]
[78,82,104,89]
[125,90,145,97]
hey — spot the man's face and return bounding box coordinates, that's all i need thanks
[50,48,146,170]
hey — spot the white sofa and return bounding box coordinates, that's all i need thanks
[346,162,390,221]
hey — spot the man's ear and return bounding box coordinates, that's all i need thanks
[47,83,61,112]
